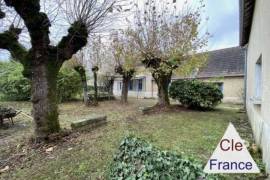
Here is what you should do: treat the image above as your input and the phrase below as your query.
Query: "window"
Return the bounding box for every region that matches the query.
[255,56,262,100]
[138,79,143,91]
[129,80,134,91]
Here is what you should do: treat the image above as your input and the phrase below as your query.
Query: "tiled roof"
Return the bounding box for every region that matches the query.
[196,46,245,78]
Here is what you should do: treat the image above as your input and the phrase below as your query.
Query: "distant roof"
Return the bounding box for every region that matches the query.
[196,47,245,78]
[239,0,255,46]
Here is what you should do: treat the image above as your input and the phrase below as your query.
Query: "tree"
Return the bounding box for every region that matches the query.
[0,0,116,140]
[127,0,209,107]
[76,35,105,106]
[98,47,116,98]
[111,31,138,104]
[88,36,104,106]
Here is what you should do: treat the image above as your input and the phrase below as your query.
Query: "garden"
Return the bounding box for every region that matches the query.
[0,99,265,179]
[0,0,267,179]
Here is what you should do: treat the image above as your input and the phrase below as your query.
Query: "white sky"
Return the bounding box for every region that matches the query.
[0,0,239,61]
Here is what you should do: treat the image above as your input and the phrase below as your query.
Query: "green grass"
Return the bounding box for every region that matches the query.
[0,99,266,179]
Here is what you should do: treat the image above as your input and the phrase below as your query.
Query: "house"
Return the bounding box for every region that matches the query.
[113,47,245,103]
[240,0,270,172]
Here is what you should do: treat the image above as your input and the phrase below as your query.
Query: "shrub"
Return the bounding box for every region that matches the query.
[57,68,82,102]
[0,61,31,101]
[169,80,223,109]
[0,61,82,102]
[108,136,218,180]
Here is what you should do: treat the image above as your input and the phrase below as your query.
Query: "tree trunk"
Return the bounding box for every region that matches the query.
[153,73,172,107]
[93,70,98,106]
[121,76,130,104]
[109,79,114,96]
[31,62,60,140]
[0,117,3,127]
[74,66,89,106]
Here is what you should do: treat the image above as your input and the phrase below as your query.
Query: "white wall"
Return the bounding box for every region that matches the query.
[113,76,244,104]
[113,75,157,99]
[199,77,244,104]
[245,0,270,172]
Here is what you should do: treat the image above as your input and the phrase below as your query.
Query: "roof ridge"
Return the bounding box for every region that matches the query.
[207,46,243,53]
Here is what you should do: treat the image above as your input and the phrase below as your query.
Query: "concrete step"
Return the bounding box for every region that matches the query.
[71,115,107,130]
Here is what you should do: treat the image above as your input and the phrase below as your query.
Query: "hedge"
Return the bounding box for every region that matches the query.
[169,80,223,110]
[57,68,82,102]
[0,61,31,101]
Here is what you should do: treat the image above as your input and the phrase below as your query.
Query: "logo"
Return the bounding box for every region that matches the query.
[204,123,260,174]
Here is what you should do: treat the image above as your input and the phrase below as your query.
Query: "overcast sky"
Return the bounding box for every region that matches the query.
[206,0,239,50]
[0,0,239,61]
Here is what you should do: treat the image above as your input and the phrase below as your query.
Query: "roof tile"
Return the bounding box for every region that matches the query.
[197,46,245,78]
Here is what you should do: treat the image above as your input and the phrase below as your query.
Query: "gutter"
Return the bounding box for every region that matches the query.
[171,74,245,80]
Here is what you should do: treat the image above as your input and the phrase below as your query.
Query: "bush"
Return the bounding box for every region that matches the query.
[108,136,218,180]
[0,61,31,101]
[169,80,223,109]
[57,68,82,102]
[0,61,82,102]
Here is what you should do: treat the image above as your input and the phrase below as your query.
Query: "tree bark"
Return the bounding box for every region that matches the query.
[108,79,114,96]
[74,66,89,106]
[121,75,130,104]
[93,70,98,106]
[115,66,134,104]
[31,62,60,140]
[153,73,172,107]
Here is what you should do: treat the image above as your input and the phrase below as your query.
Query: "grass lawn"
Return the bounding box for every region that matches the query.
[0,99,266,179]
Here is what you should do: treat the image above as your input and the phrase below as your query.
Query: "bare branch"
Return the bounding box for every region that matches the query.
[127,0,209,73]
[61,0,129,34]
[110,30,139,75]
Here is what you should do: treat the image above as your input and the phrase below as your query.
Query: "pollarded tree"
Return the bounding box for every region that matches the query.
[127,0,209,107]
[88,35,105,106]
[0,0,117,140]
[111,31,138,104]
[98,46,116,97]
